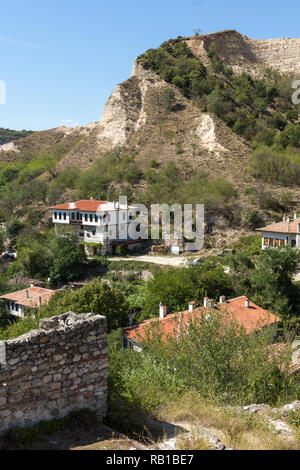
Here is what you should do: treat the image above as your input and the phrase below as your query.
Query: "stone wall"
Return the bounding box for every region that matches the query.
[0,311,107,434]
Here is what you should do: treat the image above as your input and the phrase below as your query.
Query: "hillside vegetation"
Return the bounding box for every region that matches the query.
[0,128,33,145]
[0,32,300,231]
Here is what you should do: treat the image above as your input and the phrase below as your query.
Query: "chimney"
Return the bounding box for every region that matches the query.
[159,303,167,319]
[189,301,195,312]
[219,295,226,304]
[283,213,286,222]
[203,297,209,308]
[38,296,42,307]
[26,289,29,299]
[30,282,34,288]
[294,213,297,220]
[129,312,133,327]
[245,298,250,308]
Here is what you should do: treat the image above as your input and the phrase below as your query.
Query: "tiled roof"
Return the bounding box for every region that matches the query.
[256,217,300,234]
[219,297,281,334]
[123,296,281,344]
[0,287,56,308]
[50,200,108,212]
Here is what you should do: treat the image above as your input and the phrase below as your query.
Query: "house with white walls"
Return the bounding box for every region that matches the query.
[0,287,56,318]
[122,296,281,350]
[256,214,300,250]
[50,199,141,256]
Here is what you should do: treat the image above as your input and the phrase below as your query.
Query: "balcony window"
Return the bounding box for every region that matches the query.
[90,214,93,222]
[54,212,57,219]
[95,215,98,223]
[80,213,83,221]
[76,212,80,220]
[63,213,66,220]
[59,212,62,220]
[85,214,88,222]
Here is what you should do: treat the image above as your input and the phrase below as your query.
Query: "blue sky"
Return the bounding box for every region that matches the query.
[0,0,299,131]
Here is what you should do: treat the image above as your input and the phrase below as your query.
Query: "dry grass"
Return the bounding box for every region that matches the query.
[176,428,210,450]
[157,392,300,450]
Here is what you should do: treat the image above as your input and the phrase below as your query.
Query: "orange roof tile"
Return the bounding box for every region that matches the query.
[0,287,56,308]
[256,217,300,234]
[123,296,281,344]
[50,200,108,212]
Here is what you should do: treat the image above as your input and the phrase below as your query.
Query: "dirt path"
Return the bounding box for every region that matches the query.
[108,255,188,267]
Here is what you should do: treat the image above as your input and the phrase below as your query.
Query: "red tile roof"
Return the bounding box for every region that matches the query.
[256,217,300,234]
[0,287,56,308]
[123,296,281,344]
[50,200,108,212]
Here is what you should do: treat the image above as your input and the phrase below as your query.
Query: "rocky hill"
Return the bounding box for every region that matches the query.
[1,30,300,224]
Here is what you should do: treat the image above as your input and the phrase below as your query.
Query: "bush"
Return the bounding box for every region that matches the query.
[107,311,298,437]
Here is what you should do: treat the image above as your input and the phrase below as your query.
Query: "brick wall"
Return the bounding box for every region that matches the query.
[0,311,107,434]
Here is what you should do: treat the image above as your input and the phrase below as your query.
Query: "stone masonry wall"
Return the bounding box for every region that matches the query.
[0,311,107,434]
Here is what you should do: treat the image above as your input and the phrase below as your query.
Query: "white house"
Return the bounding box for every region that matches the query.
[256,214,300,250]
[50,199,141,255]
[0,287,56,318]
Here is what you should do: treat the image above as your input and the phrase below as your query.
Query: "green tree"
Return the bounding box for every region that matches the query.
[251,247,300,317]
[44,279,130,332]
[162,88,176,115]
[49,227,87,284]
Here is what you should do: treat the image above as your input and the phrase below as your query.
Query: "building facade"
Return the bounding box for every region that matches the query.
[50,199,139,255]
[257,215,300,250]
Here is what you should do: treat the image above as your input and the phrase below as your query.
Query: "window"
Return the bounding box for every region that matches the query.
[291,240,296,247]
[85,214,88,222]
[90,214,93,222]
[95,215,98,223]
[76,212,80,220]
[80,213,83,221]
[71,212,75,220]
[59,212,62,220]
[123,338,133,349]
[54,212,57,219]
[264,237,286,248]
[63,213,66,220]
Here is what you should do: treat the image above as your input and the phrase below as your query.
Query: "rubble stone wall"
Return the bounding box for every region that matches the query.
[0,311,107,433]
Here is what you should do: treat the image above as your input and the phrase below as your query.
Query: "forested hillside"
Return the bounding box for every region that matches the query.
[0,128,33,145]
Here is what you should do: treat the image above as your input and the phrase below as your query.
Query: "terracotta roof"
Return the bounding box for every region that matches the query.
[50,200,108,212]
[123,296,281,344]
[0,287,56,308]
[256,217,300,234]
